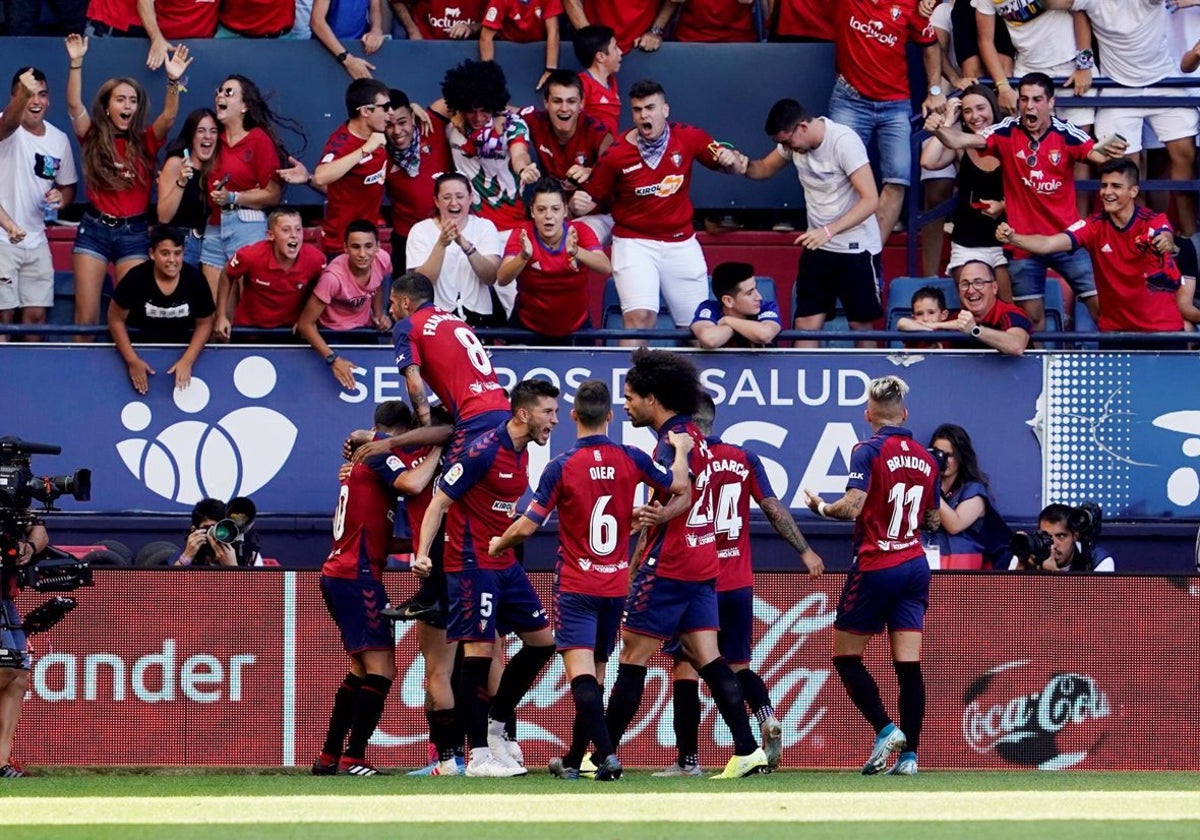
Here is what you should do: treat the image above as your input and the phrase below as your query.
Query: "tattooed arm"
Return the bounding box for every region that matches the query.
[761,496,824,577]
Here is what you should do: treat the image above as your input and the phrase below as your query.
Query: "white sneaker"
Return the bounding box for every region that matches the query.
[506,739,524,767]
[486,719,522,769]
[761,716,783,769]
[466,748,527,778]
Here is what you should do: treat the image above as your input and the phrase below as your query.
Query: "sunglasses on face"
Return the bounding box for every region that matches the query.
[216,86,237,97]
[360,103,395,114]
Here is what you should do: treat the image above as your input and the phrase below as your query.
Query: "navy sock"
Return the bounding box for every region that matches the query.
[490,644,555,723]
[672,678,700,767]
[563,703,590,769]
[698,658,757,756]
[893,660,925,751]
[604,663,648,752]
[344,673,392,760]
[736,668,774,722]
[833,655,891,734]
[457,656,492,749]
[321,672,363,757]
[429,708,458,761]
[570,674,613,764]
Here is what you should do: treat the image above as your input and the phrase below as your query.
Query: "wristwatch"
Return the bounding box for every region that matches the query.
[970,325,983,338]
[928,85,943,97]
[325,351,339,365]
[335,50,349,64]
[650,24,665,37]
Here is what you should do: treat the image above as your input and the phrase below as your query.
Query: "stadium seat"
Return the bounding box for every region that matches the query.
[600,277,680,347]
[1074,296,1099,350]
[1042,276,1066,349]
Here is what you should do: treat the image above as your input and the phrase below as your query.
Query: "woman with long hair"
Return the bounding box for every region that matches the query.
[65,33,191,329]
[199,74,305,298]
[927,423,1007,570]
[158,107,218,273]
[921,84,1011,300]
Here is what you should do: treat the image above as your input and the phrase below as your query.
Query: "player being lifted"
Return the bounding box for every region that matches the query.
[489,378,693,781]
[804,375,939,776]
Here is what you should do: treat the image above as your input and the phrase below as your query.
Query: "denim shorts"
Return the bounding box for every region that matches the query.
[828,77,914,186]
[200,210,267,269]
[72,212,150,264]
[182,228,204,268]
[1009,249,1097,301]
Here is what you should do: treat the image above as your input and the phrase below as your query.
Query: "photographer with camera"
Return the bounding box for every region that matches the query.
[1010,503,1115,573]
[1,518,46,778]
[172,497,261,567]
[926,424,1012,570]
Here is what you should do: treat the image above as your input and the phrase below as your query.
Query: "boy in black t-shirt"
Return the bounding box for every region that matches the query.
[109,226,215,394]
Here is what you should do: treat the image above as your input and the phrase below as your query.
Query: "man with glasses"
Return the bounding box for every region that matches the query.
[945,260,1030,356]
[313,79,392,259]
[929,71,1126,334]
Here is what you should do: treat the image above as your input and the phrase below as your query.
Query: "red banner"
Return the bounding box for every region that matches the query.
[16,571,1200,770]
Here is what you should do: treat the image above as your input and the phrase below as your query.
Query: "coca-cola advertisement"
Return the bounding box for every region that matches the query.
[16,571,1200,770]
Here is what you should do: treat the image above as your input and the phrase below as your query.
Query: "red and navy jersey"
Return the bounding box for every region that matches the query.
[525,433,675,597]
[835,0,935,102]
[440,423,528,572]
[505,219,601,336]
[579,71,620,140]
[393,444,438,540]
[707,438,776,592]
[981,117,1093,257]
[976,298,1032,339]
[226,239,326,328]
[321,450,405,581]
[385,110,453,237]
[587,123,721,241]
[640,415,718,582]
[1066,208,1184,332]
[522,108,610,188]
[674,0,756,43]
[209,127,281,225]
[846,426,938,572]
[319,124,388,254]
[392,302,510,422]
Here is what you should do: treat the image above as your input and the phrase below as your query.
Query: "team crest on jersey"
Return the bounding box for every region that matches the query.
[901,440,909,451]
[890,5,901,20]
[386,455,403,471]
[670,152,682,166]
[593,449,602,462]
[578,558,592,571]
[1049,150,1062,166]
[443,463,464,485]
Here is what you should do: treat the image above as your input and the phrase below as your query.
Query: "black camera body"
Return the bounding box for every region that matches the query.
[0,437,91,511]
[1010,502,1104,570]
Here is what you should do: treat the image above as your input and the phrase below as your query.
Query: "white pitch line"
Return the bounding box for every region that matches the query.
[4,792,1199,824]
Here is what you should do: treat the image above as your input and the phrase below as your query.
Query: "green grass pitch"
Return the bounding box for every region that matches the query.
[1,770,1197,840]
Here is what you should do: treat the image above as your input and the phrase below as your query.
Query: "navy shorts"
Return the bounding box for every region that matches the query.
[554,590,624,658]
[835,555,931,636]
[624,566,719,641]
[320,574,394,654]
[447,565,549,643]
[446,409,511,464]
[0,598,29,670]
[663,585,753,664]
[72,212,150,264]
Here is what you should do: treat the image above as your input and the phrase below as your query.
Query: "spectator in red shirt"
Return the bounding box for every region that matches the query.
[383,87,453,276]
[312,78,391,258]
[829,0,945,246]
[392,0,484,38]
[521,70,613,243]
[935,260,1031,355]
[586,79,746,342]
[138,0,219,71]
[770,0,834,41]
[199,74,300,303]
[65,33,191,330]
[480,0,563,91]
[563,0,674,54]
[497,178,611,342]
[84,0,139,37]
[214,208,327,340]
[218,0,296,37]
[997,158,1187,343]
[671,0,758,43]
[573,24,622,140]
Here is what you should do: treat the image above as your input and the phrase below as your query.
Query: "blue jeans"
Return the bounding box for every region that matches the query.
[1009,248,1097,300]
[200,210,267,269]
[72,212,149,264]
[182,228,203,269]
[827,77,913,186]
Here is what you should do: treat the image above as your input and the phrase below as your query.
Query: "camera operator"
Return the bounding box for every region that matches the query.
[1010,503,1115,573]
[174,498,235,567]
[1,519,47,778]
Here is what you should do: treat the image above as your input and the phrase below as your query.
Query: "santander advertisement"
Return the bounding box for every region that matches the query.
[17,571,1200,770]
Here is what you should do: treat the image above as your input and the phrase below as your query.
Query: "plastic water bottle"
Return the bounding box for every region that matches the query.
[43,200,58,224]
